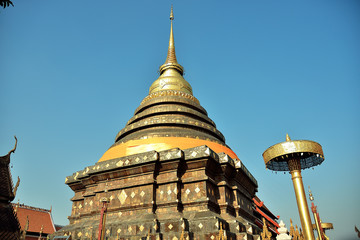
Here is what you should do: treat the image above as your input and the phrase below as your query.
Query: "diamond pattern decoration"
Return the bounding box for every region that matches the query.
[195,187,200,193]
[118,212,122,216]
[77,232,82,237]
[106,229,110,235]
[166,152,172,159]
[215,221,219,228]
[116,160,124,167]
[153,224,158,230]
[90,200,93,206]
[198,223,203,229]
[173,187,178,194]
[117,228,121,234]
[205,148,210,155]
[160,190,164,195]
[140,191,145,197]
[131,192,136,198]
[128,226,132,232]
[185,189,190,195]
[210,235,215,240]
[168,224,173,230]
[125,159,130,165]
[118,190,127,205]
[236,225,240,231]
[143,155,147,160]
[191,151,197,157]
[140,225,144,232]
[135,157,140,162]
[167,189,172,195]
[78,204,82,209]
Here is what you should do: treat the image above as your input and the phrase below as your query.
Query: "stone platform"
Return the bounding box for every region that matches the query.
[54,145,261,240]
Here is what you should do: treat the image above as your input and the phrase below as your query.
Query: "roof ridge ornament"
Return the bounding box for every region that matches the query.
[8,136,17,156]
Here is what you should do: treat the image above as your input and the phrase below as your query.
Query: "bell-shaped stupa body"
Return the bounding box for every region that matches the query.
[99,7,237,163]
[54,8,261,240]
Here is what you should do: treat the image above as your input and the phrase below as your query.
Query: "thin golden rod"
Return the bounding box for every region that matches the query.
[289,158,315,240]
[309,187,323,240]
[312,211,323,240]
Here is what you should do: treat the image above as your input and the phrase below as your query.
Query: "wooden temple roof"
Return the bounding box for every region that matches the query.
[14,204,56,235]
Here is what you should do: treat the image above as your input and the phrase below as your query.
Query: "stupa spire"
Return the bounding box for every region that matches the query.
[159,6,184,75]
[165,6,177,64]
[149,6,192,95]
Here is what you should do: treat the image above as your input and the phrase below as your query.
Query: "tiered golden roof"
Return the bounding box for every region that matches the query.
[99,7,238,162]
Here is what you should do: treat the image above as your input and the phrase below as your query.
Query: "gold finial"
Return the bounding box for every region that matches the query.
[170,5,174,20]
[163,5,180,68]
[261,217,272,240]
[286,133,291,142]
[294,225,300,240]
[289,219,295,237]
[308,186,314,201]
[218,223,227,240]
[299,228,305,240]
[149,6,193,95]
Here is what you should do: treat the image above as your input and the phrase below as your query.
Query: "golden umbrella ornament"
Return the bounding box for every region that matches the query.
[263,134,325,240]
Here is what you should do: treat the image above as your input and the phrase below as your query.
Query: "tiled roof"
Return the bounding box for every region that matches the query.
[14,204,56,234]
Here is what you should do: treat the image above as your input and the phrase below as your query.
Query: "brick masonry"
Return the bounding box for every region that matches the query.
[53,145,261,240]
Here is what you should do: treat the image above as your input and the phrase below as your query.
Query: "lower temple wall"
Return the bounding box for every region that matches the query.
[53,146,260,240]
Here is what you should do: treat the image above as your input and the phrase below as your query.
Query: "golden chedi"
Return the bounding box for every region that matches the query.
[54,7,263,240]
[99,7,237,163]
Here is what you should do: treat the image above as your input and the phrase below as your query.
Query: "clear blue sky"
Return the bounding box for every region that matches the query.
[1,1,359,239]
